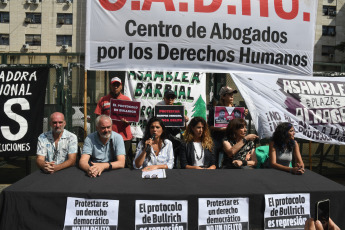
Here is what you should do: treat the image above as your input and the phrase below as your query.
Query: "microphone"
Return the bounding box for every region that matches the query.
[145,134,155,154]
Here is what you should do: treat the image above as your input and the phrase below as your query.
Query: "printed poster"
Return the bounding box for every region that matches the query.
[64,197,119,230]
[110,99,141,122]
[264,193,310,230]
[155,105,185,127]
[198,198,249,230]
[214,106,245,128]
[135,200,188,230]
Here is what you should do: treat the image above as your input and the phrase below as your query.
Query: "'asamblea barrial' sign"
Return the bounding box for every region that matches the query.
[86,0,317,75]
[231,73,345,145]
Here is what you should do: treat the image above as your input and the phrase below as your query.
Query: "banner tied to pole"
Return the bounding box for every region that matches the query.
[0,67,48,156]
[86,0,317,76]
[124,71,206,138]
[231,73,345,145]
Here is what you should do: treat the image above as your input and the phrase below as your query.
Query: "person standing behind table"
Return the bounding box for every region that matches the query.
[156,89,189,168]
[36,112,78,174]
[134,117,174,171]
[180,117,216,169]
[79,115,126,177]
[208,86,248,167]
[222,118,258,169]
[269,122,305,175]
[94,76,133,168]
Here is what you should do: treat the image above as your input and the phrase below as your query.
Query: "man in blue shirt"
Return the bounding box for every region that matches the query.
[79,115,126,177]
[36,112,78,174]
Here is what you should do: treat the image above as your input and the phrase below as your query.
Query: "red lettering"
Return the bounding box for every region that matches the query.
[274,0,298,20]
[260,0,269,17]
[195,0,221,13]
[242,0,251,16]
[142,0,176,11]
[99,0,126,11]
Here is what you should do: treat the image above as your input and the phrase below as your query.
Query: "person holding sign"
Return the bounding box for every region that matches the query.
[94,76,133,168]
[79,115,125,177]
[180,117,216,169]
[36,112,78,174]
[269,122,305,175]
[208,86,248,167]
[134,117,174,171]
[222,118,258,169]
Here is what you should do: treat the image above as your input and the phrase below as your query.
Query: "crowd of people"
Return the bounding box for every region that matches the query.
[36,76,305,177]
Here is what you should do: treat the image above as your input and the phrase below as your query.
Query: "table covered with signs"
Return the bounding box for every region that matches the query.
[0,167,345,229]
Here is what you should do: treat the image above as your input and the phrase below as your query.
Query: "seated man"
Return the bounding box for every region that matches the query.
[79,115,125,177]
[36,112,78,174]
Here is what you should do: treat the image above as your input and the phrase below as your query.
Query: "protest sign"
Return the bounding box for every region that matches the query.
[110,99,141,122]
[231,73,345,145]
[214,106,245,128]
[264,193,310,230]
[198,198,249,230]
[155,105,185,127]
[0,67,48,157]
[124,71,206,138]
[64,197,119,230]
[86,0,317,76]
[135,200,188,230]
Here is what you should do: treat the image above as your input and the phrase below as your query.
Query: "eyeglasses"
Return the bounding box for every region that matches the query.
[144,174,158,179]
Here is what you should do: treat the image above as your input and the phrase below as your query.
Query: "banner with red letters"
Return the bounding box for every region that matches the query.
[86,0,317,75]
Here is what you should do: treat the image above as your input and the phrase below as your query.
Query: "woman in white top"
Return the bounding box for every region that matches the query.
[269,122,305,174]
[134,117,174,171]
[180,117,216,169]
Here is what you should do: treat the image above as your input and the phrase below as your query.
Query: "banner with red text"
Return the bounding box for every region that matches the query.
[86,0,317,75]
[231,73,345,145]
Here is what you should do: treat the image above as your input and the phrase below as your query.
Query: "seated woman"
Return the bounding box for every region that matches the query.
[180,117,216,169]
[269,122,304,174]
[222,118,258,169]
[134,117,174,171]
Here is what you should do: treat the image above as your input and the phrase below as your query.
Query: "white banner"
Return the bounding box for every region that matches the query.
[264,193,310,230]
[231,73,345,145]
[63,197,119,230]
[86,0,317,75]
[124,71,206,138]
[198,198,249,230]
[135,200,188,230]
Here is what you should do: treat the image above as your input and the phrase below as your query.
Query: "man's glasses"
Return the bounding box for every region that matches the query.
[144,174,158,179]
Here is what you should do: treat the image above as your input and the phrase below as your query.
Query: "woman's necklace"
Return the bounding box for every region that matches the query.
[194,143,204,161]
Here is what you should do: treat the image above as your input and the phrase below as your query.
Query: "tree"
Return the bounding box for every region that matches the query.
[191,95,206,120]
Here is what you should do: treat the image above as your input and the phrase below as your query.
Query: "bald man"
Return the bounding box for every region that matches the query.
[36,112,78,174]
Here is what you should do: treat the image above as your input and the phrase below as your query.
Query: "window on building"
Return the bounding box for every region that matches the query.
[321,45,335,56]
[322,26,336,36]
[57,35,72,46]
[0,34,9,45]
[57,13,73,25]
[0,12,10,23]
[57,0,73,3]
[322,6,337,16]
[25,13,41,24]
[25,34,41,46]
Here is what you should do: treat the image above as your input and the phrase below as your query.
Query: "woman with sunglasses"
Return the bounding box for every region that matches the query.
[180,117,216,169]
[269,122,304,174]
[222,118,258,169]
[134,117,174,171]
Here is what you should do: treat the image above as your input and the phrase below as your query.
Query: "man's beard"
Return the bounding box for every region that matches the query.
[111,91,120,98]
[100,132,111,139]
[52,128,63,134]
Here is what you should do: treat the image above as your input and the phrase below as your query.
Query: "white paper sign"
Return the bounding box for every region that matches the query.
[63,197,119,230]
[86,0,318,75]
[264,193,310,230]
[135,200,188,230]
[198,198,249,230]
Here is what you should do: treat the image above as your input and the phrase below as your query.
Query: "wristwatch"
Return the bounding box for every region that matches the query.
[108,162,112,170]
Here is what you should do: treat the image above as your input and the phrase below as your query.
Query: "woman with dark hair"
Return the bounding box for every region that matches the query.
[269,122,304,174]
[222,118,258,169]
[134,117,174,171]
[180,117,216,169]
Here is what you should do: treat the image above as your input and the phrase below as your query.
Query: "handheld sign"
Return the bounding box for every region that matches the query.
[155,105,185,127]
[110,99,140,122]
[214,106,245,128]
